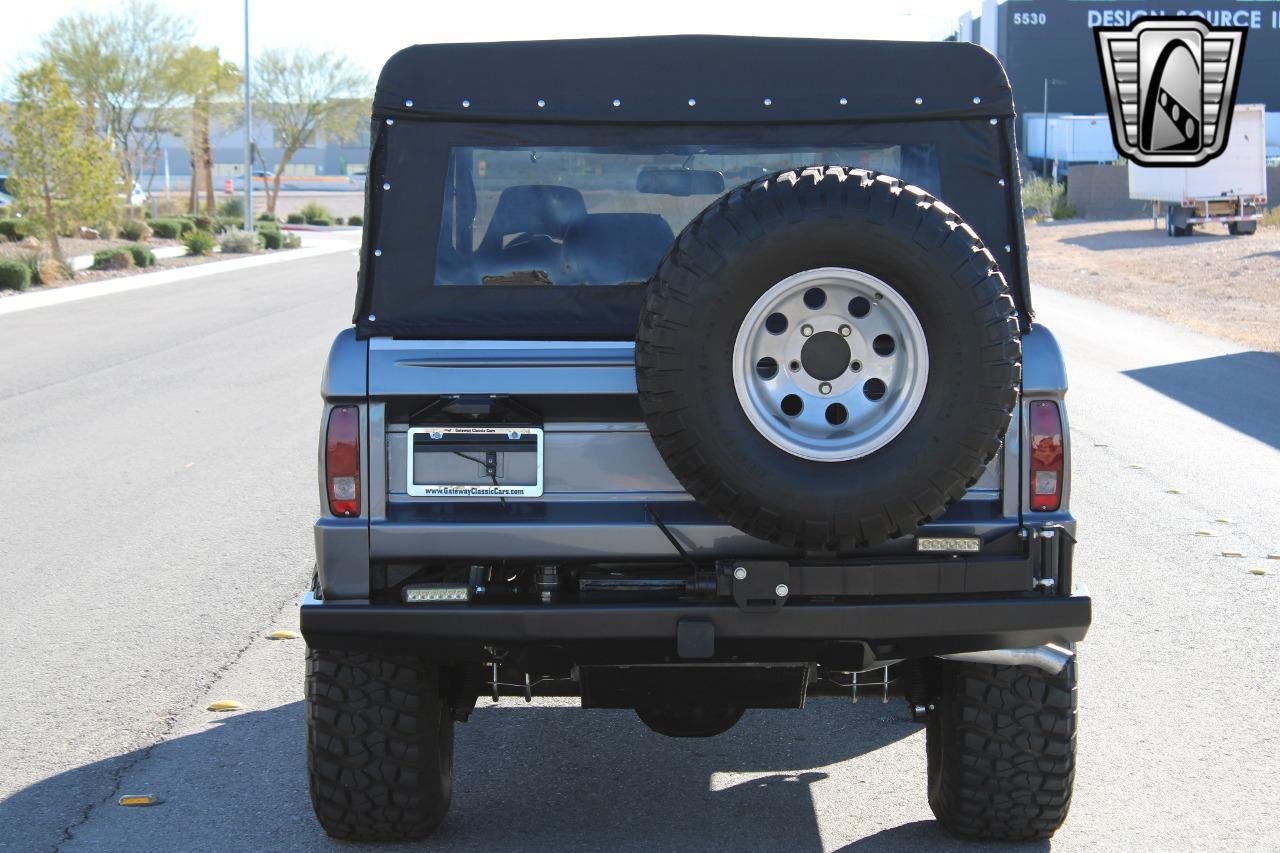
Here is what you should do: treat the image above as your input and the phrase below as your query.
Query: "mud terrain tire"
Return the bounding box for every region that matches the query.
[306,648,454,841]
[926,657,1077,840]
[635,167,1020,551]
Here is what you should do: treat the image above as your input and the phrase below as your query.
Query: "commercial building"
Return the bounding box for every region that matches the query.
[956,0,1280,167]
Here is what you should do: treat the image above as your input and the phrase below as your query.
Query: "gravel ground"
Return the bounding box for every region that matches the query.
[1025,217,1280,353]
[0,236,182,260]
[0,250,244,298]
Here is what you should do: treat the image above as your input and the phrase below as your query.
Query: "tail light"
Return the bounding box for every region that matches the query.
[1028,400,1064,512]
[326,406,360,517]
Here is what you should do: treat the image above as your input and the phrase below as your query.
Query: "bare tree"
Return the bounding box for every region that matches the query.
[42,0,195,191]
[252,48,369,214]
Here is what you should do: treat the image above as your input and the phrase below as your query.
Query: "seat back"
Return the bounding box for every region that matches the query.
[562,213,676,284]
[477,185,588,256]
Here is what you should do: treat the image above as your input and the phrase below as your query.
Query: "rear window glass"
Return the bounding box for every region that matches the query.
[433,144,939,287]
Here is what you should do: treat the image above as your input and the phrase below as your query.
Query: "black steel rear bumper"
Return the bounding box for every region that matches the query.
[300,590,1091,666]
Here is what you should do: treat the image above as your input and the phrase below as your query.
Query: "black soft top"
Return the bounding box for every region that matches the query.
[374,35,1015,125]
[355,36,1032,340]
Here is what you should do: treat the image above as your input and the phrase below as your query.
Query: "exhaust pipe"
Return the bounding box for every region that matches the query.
[940,643,1073,675]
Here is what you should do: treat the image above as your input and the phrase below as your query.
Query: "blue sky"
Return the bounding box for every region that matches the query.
[7,0,982,84]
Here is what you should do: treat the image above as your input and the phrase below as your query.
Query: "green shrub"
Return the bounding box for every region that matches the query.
[260,228,283,250]
[347,215,363,227]
[0,258,32,290]
[127,244,156,267]
[191,215,215,233]
[298,201,333,224]
[1021,177,1076,221]
[91,248,135,271]
[118,219,152,241]
[285,212,305,225]
[148,218,188,239]
[333,216,345,226]
[183,229,215,256]
[96,221,119,240]
[219,228,261,254]
[257,212,276,223]
[309,217,331,227]
[0,218,40,241]
[281,232,302,249]
[216,198,245,219]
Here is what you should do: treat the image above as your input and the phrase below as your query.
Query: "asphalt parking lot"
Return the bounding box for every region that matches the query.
[1,245,1277,852]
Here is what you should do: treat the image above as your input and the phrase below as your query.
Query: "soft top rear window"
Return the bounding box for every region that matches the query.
[434,143,940,288]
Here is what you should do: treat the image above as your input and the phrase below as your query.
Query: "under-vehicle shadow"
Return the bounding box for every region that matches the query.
[833,819,1049,852]
[1059,228,1229,252]
[4,697,934,852]
[1123,351,1280,449]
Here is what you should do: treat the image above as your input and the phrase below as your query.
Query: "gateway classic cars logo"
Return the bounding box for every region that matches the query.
[1094,16,1247,167]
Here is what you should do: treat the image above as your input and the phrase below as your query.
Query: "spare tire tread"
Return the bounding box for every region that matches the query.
[637,166,1019,550]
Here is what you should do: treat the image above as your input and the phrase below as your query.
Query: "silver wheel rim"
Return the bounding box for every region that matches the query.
[731,267,929,462]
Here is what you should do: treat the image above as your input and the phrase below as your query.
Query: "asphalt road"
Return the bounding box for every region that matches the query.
[0,252,1277,852]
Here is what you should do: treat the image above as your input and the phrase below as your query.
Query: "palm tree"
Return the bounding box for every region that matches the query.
[180,47,241,215]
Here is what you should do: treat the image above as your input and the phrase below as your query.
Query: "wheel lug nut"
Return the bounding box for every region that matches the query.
[850,360,862,372]
[839,325,851,337]
[800,324,814,337]
[819,382,832,395]
[789,360,801,372]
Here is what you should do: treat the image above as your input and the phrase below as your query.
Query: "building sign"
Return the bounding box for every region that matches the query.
[993,0,1279,115]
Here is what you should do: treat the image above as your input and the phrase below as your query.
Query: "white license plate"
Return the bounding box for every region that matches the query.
[406,426,543,497]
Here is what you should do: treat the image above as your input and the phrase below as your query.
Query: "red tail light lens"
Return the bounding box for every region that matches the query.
[326,406,360,517]
[1028,400,1064,512]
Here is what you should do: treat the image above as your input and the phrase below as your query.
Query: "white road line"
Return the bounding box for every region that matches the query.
[0,238,360,318]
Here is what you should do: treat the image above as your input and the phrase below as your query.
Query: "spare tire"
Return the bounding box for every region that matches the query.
[636,167,1020,551]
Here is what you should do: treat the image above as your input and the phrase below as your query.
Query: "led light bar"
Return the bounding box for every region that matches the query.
[915,537,981,553]
[403,584,471,604]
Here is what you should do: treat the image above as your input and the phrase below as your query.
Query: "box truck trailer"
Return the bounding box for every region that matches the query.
[1024,115,1119,175]
[1129,104,1267,237]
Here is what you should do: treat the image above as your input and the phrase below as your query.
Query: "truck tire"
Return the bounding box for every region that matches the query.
[306,648,454,841]
[1228,220,1256,236]
[636,167,1020,550]
[1166,205,1193,237]
[926,657,1077,841]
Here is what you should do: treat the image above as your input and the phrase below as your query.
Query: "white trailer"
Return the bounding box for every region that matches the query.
[1128,104,1267,237]
[1024,115,1118,167]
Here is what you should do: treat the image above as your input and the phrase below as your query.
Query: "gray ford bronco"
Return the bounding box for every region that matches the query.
[301,35,1090,843]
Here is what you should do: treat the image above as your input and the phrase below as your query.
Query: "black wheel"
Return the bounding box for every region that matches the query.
[636,704,746,737]
[636,167,1020,551]
[306,648,454,841]
[1228,220,1256,236]
[926,657,1077,841]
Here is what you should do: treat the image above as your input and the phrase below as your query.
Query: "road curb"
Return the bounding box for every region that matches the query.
[0,239,359,318]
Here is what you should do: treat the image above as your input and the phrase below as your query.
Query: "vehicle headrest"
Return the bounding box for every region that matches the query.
[478,185,588,253]
[563,213,676,285]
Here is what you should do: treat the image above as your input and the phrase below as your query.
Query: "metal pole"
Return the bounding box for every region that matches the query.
[243,0,253,231]
[1039,78,1049,180]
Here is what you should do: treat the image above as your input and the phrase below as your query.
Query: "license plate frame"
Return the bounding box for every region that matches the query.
[406,425,544,498]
